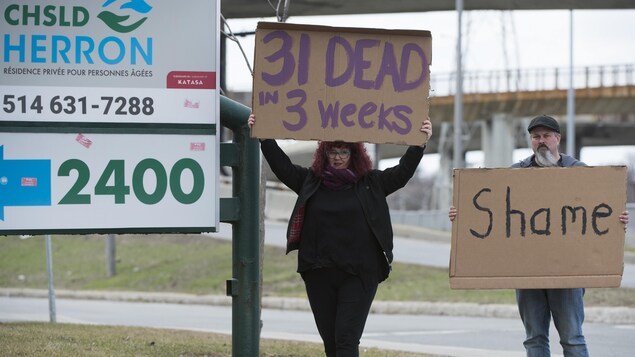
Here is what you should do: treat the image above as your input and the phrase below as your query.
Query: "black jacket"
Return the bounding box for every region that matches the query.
[260,139,425,280]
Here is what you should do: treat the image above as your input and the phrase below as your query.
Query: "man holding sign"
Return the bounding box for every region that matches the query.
[449,115,629,357]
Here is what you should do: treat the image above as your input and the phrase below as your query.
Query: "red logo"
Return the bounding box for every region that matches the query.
[22,177,37,186]
[190,142,206,151]
[167,71,216,89]
[76,133,93,148]
[184,99,200,108]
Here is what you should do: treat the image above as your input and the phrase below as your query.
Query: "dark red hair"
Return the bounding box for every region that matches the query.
[311,141,373,177]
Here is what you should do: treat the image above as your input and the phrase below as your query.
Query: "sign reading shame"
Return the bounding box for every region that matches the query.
[251,22,432,146]
[450,166,627,289]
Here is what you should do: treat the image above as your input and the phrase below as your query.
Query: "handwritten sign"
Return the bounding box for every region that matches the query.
[450,166,627,289]
[251,22,432,146]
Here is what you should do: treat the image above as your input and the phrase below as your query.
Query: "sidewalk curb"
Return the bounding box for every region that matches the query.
[2,288,634,325]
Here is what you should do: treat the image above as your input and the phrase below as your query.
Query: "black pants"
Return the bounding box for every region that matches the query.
[302,267,378,357]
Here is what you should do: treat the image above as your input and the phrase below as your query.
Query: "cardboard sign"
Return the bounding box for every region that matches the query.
[450,166,627,289]
[252,22,432,146]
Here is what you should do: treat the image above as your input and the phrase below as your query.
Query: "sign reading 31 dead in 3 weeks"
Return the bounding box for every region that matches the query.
[252,22,432,146]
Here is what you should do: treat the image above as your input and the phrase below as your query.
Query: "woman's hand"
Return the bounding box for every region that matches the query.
[248,113,256,129]
[420,117,433,142]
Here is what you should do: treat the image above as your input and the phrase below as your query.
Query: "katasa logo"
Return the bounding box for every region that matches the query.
[98,0,153,33]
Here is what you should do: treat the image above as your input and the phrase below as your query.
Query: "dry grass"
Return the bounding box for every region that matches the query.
[0,322,440,357]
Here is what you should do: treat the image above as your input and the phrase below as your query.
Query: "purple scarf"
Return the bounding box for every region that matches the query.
[322,165,358,190]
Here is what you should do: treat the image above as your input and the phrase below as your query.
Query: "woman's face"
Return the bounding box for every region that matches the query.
[326,146,351,169]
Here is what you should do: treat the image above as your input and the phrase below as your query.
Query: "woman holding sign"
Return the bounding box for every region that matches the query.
[249,113,432,357]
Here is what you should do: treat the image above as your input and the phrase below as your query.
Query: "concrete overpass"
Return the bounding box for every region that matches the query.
[219,2,635,233]
[225,65,635,217]
[220,1,635,209]
[226,63,635,171]
[220,1,635,168]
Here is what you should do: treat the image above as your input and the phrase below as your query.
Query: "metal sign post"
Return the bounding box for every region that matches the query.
[220,96,262,357]
[45,234,56,323]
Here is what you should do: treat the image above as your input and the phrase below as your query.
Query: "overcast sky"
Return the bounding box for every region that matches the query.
[224,9,635,90]
[223,9,635,170]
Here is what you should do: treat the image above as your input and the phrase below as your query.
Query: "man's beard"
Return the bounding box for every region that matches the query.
[535,145,558,167]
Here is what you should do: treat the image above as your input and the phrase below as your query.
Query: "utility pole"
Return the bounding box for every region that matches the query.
[106,234,116,277]
[566,9,576,156]
[453,0,465,170]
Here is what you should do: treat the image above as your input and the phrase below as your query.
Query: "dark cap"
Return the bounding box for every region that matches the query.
[527,115,560,133]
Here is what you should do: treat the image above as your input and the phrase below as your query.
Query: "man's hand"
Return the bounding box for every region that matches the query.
[449,206,457,222]
[620,210,629,232]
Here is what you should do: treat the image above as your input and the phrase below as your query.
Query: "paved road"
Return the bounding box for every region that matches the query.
[2,296,635,357]
[210,221,635,288]
[2,221,632,357]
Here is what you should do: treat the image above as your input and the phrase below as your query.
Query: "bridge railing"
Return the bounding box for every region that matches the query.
[430,64,634,96]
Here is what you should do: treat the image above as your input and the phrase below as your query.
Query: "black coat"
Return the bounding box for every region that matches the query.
[260,139,425,281]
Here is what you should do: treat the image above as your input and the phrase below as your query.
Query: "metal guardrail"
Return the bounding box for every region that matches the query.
[390,209,452,232]
[429,64,634,96]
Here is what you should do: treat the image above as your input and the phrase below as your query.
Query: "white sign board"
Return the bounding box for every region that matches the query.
[0,0,220,234]
[0,133,217,234]
[1,0,218,125]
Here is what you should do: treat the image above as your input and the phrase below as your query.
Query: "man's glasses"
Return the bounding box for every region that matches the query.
[326,149,351,159]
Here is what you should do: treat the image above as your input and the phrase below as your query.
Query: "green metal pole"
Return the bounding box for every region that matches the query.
[219,95,261,357]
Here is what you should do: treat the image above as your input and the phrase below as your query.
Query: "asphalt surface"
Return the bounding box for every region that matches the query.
[2,220,634,357]
[2,220,634,325]
[2,292,635,357]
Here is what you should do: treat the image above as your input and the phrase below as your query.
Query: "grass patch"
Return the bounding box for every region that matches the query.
[0,322,437,357]
[1,234,634,307]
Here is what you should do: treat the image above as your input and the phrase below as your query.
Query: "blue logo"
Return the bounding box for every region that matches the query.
[98,0,153,33]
